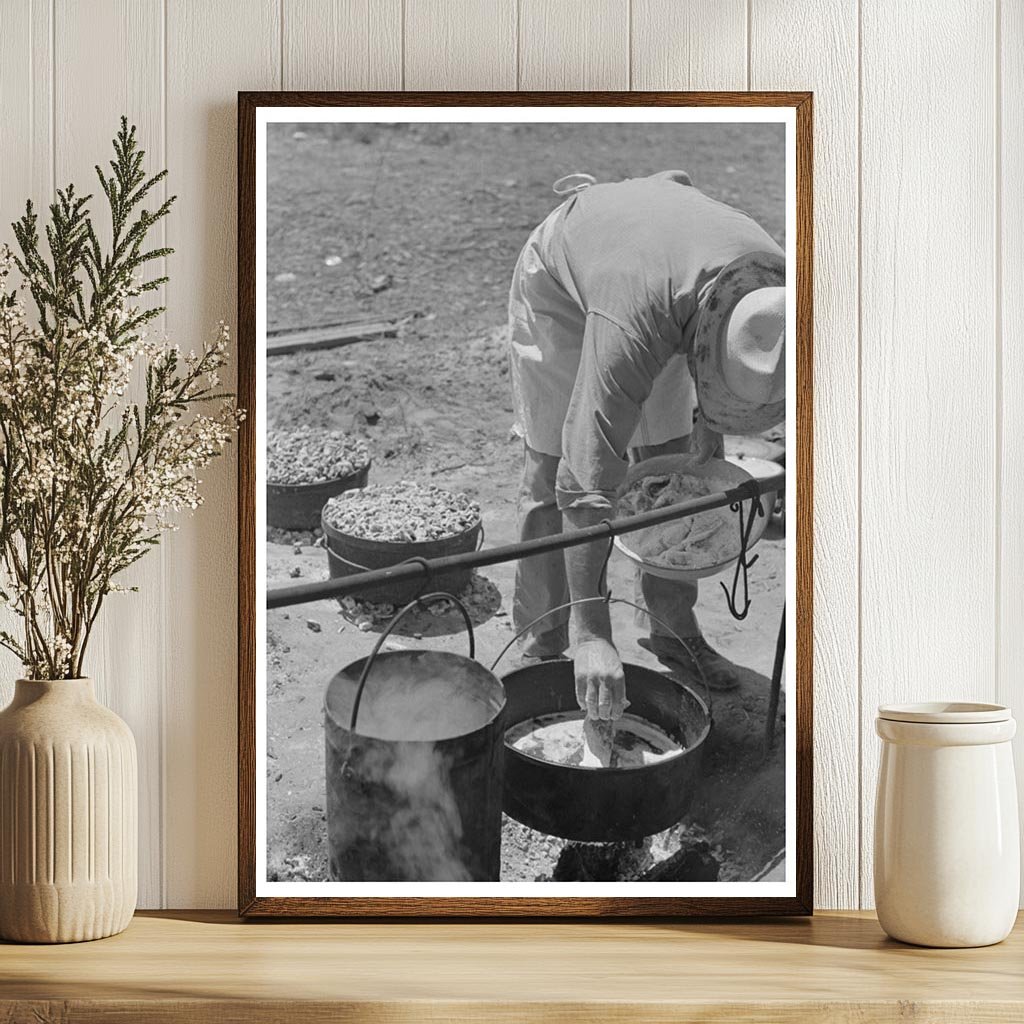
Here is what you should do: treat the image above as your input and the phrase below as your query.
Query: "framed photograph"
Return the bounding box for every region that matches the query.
[238,91,812,916]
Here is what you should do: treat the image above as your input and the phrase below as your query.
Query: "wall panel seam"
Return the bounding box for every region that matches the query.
[159,0,169,909]
[28,0,34,190]
[745,0,752,90]
[994,0,1003,705]
[515,0,521,90]
[855,0,864,910]
[49,0,55,196]
[626,0,632,91]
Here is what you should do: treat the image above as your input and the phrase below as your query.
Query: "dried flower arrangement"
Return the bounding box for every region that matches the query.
[0,119,241,679]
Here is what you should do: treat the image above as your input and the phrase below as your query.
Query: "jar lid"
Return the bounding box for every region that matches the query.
[877,701,1011,724]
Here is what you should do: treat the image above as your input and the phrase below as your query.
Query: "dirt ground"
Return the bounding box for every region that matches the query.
[265,122,788,884]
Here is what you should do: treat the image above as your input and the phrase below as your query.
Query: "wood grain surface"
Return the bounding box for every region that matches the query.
[282,0,402,91]
[630,0,747,91]
[404,0,517,90]
[1,910,1022,1023]
[519,0,630,90]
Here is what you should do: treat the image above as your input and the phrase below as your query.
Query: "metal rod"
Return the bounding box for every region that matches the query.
[267,471,785,610]
[765,605,787,751]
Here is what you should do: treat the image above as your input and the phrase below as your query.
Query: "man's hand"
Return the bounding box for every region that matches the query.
[689,412,723,465]
[574,638,626,720]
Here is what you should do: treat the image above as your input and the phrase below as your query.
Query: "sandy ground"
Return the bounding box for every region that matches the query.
[264,122,788,884]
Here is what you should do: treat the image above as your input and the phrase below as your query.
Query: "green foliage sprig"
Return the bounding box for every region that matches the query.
[0,118,241,679]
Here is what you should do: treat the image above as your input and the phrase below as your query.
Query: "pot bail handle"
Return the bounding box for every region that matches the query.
[488,595,712,713]
[348,591,475,733]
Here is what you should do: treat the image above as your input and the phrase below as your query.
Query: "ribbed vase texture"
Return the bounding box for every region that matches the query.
[0,678,137,943]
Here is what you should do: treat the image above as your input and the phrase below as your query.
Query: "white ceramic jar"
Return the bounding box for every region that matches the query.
[874,702,1019,947]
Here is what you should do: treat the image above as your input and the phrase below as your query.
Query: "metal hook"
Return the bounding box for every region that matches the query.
[720,491,764,620]
[397,556,433,603]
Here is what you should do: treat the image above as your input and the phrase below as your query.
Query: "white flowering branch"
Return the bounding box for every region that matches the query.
[0,118,241,679]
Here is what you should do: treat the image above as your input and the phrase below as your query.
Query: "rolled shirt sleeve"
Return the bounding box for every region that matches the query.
[555,311,666,511]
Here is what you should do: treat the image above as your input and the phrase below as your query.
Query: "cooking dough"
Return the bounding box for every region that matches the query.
[506,711,683,769]
[618,472,737,568]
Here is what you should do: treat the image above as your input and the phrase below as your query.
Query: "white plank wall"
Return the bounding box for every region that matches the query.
[283,0,402,91]
[631,0,746,91]
[162,0,280,909]
[750,0,861,912]
[519,0,629,90]
[1002,0,1024,892]
[0,0,1019,910]
[859,0,999,909]
[54,0,168,910]
[0,2,51,689]
[404,0,517,90]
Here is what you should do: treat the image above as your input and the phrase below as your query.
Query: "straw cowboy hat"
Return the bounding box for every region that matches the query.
[691,251,786,435]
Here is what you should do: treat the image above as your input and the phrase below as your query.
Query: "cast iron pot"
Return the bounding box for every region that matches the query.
[323,516,483,605]
[267,460,370,531]
[500,659,711,843]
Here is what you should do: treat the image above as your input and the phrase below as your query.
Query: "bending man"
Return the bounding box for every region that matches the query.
[508,170,785,719]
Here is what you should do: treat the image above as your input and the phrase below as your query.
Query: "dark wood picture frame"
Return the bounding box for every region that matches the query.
[238,91,813,917]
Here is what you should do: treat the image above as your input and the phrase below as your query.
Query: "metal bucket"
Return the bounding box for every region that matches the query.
[267,461,370,530]
[323,517,482,604]
[324,592,506,881]
[495,596,712,843]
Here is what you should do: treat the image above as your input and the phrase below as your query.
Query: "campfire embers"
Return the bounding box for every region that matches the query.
[640,838,721,882]
[550,841,653,881]
[547,835,720,882]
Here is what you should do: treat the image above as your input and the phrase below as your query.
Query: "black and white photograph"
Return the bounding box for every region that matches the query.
[245,99,809,912]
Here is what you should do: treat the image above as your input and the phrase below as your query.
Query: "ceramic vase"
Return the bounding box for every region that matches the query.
[0,678,137,943]
[874,702,1019,947]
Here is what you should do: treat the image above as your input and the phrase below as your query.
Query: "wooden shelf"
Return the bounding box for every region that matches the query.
[2,910,1022,1022]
